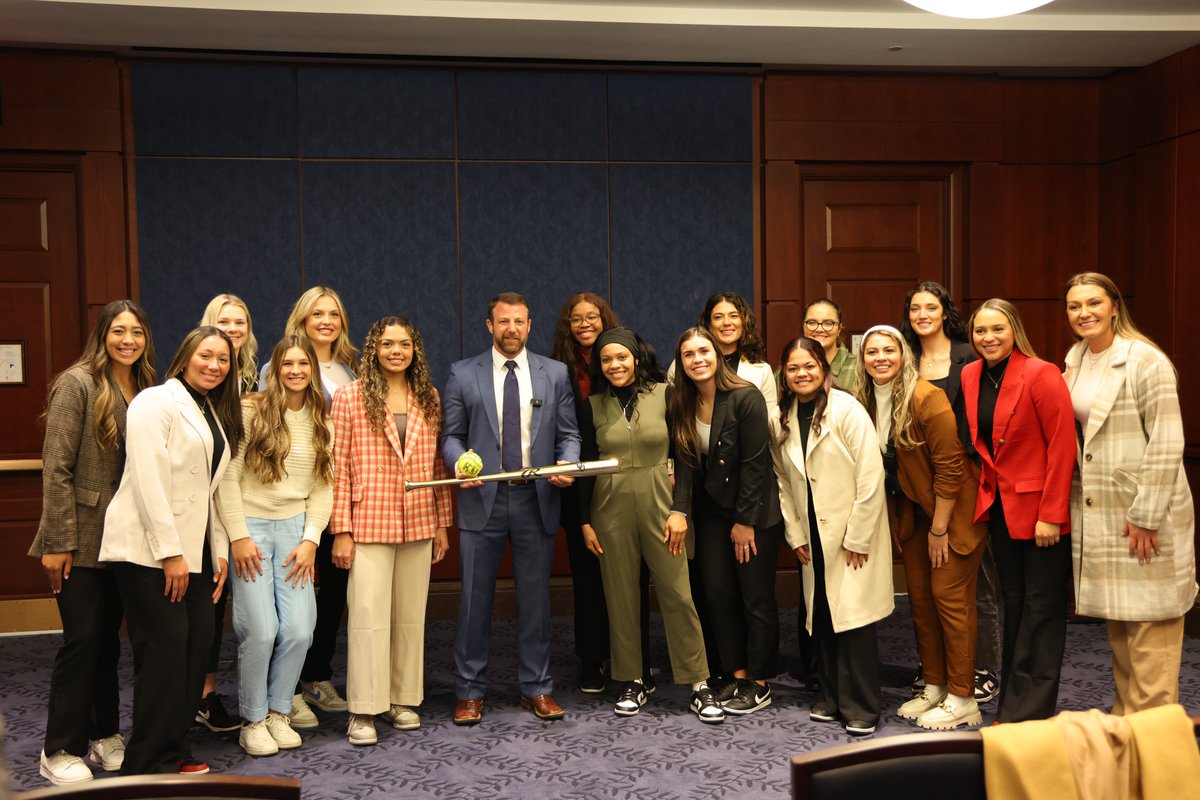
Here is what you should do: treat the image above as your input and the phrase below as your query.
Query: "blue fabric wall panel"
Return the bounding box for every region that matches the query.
[457,71,606,161]
[298,67,455,158]
[136,159,301,373]
[608,74,752,163]
[458,163,608,356]
[609,164,753,359]
[301,162,458,383]
[132,63,297,157]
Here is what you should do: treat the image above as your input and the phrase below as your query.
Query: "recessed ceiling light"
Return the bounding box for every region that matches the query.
[903,0,1055,19]
[888,45,904,52]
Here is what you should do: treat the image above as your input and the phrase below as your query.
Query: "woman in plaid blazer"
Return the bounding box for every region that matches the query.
[330,316,452,746]
[30,300,157,785]
[1063,273,1196,714]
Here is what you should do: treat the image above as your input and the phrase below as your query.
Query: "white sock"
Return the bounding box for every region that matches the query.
[944,692,972,711]
[923,683,946,697]
[692,681,707,692]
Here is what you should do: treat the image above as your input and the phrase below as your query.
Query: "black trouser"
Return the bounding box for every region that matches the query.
[43,565,124,756]
[300,530,347,683]
[692,508,782,681]
[206,582,230,674]
[111,561,213,775]
[988,499,1069,723]
[562,486,652,677]
[809,504,880,724]
[794,574,819,685]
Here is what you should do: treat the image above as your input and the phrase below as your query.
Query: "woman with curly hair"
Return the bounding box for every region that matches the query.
[218,336,334,756]
[331,316,453,745]
[31,300,156,784]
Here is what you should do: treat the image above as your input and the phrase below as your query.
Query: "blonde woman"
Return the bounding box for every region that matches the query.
[218,336,333,756]
[267,287,358,724]
[31,301,156,784]
[853,325,987,730]
[195,292,259,733]
[1063,273,1195,713]
[331,317,451,744]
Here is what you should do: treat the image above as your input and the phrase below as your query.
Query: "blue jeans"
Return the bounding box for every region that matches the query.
[231,514,317,722]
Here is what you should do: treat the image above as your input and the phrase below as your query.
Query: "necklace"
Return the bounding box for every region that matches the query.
[1085,346,1110,367]
[616,388,636,430]
[985,362,1007,391]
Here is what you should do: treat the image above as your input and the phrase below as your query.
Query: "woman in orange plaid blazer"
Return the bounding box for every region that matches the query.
[328,316,453,746]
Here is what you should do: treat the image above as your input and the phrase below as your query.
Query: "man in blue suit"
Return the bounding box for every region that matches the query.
[441,292,581,724]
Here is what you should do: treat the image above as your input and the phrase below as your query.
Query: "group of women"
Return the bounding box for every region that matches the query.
[30,271,1195,782]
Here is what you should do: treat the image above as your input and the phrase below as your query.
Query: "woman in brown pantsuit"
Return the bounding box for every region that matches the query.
[854,325,988,730]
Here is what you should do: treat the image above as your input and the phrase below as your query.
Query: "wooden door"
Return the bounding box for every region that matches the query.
[802,178,947,345]
[0,162,84,598]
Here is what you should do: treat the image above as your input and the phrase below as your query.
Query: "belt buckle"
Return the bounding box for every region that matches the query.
[506,479,529,487]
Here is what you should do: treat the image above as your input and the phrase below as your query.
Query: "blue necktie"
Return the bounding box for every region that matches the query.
[502,360,521,472]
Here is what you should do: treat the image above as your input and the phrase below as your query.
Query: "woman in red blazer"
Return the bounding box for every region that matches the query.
[329,316,453,746]
[961,299,1075,723]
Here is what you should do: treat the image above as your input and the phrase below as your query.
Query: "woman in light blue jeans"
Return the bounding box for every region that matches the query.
[217,336,334,756]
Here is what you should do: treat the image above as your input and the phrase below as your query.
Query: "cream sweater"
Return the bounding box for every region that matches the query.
[218,406,333,544]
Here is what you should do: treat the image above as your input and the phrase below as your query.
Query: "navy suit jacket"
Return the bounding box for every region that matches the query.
[441,348,581,534]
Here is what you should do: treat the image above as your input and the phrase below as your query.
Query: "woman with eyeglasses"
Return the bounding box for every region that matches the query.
[803,298,858,392]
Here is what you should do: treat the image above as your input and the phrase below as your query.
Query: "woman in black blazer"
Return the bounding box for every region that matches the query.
[667,327,783,715]
[900,281,1001,705]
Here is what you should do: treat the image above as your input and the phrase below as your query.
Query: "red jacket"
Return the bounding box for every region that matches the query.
[961,350,1075,539]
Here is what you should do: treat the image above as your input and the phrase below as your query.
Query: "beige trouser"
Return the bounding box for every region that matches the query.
[347,539,432,714]
[1107,616,1185,715]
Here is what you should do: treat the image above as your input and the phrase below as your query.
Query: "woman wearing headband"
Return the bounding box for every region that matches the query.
[854,325,987,730]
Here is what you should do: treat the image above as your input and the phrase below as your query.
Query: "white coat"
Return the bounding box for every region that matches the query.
[775,389,894,634]
[100,378,231,572]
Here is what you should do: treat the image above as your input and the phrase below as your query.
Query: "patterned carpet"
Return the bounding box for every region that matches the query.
[2,596,1198,799]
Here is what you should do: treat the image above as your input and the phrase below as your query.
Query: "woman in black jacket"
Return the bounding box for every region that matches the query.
[667,327,783,715]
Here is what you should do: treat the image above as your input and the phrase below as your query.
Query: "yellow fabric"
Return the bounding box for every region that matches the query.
[1126,704,1200,800]
[1055,709,1135,800]
[982,717,1078,799]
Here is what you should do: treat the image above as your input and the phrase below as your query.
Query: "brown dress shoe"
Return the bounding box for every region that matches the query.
[521,694,565,720]
[454,699,484,726]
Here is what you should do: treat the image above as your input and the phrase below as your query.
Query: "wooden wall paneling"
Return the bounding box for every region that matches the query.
[1179,45,1200,137]
[886,121,1001,162]
[1137,53,1179,147]
[1175,132,1200,445]
[0,52,121,152]
[998,165,1099,299]
[992,298,1076,369]
[763,300,803,366]
[763,74,887,121]
[881,76,1002,124]
[80,152,130,305]
[764,120,887,161]
[1097,156,1136,289]
[1099,69,1137,162]
[1003,79,1100,165]
[1134,140,1178,354]
[966,162,1005,299]
[764,162,802,300]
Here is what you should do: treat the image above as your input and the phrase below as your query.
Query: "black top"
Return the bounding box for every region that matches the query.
[977,355,1010,459]
[796,397,816,455]
[181,378,224,479]
[928,375,949,393]
[724,351,741,372]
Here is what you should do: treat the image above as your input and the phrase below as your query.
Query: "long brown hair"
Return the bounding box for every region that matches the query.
[668,326,752,466]
[699,291,767,363]
[550,292,620,385]
[46,300,158,451]
[358,316,442,435]
[165,326,244,457]
[243,336,334,485]
[778,337,834,442]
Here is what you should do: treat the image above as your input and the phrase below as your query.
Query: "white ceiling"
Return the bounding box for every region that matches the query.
[1,0,1199,71]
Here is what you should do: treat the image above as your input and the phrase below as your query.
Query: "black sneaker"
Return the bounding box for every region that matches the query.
[195,692,241,733]
[708,674,737,705]
[722,680,772,715]
[580,662,606,694]
[844,719,877,736]
[809,704,838,723]
[613,681,650,716]
[911,663,925,697]
[689,687,725,724]
[974,669,999,704]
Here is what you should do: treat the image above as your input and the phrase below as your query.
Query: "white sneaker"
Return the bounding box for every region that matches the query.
[265,711,302,750]
[917,696,982,730]
[289,693,319,729]
[347,713,377,746]
[40,749,94,785]
[898,687,948,720]
[87,734,125,772]
[382,705,421,731]
[239,720,280,757]
[302,680,349,712]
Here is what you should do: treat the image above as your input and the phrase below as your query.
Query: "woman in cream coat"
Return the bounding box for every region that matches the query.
[775,336,892,736]
[100,326,243,775]
[1063,273,1196,714]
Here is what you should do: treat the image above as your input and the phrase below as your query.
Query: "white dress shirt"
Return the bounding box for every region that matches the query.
[492,346,533,468]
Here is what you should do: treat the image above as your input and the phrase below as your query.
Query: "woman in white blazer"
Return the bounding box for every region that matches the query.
[100,326,243,775]
[1063,273,1196,714]
[774,336,893,736]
